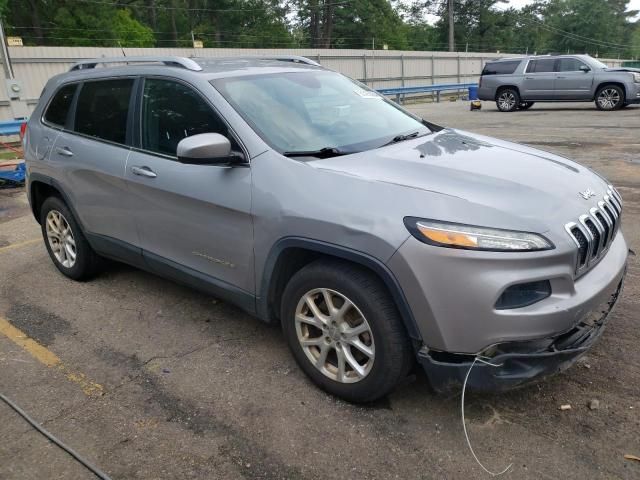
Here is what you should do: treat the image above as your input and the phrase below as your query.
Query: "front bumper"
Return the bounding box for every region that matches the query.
[419,276,624,392]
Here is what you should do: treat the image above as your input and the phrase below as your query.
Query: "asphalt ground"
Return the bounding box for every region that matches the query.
[1,101,639,480]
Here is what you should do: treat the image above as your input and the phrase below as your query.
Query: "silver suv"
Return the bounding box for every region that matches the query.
[23,56,627,402]
[478,54,640,111]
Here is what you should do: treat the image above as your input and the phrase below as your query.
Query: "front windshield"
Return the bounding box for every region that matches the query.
[590,58,609,69]
[212,71,430,154]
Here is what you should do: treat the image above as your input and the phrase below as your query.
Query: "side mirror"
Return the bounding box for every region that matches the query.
[176,133,244,165]
[579,65,591,72]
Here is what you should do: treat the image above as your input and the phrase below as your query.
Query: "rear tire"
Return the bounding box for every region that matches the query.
[595,85,625,111]
[496,88,520,112]
[40,196,103,281]
[519,101,534,110]
[281,260,413,403]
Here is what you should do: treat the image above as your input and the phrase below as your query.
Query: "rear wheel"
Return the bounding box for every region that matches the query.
[40,196,103,280]
[519,101,535,110]
[281,260,413,403]
[496,88,520,112]
[595,85,624,111]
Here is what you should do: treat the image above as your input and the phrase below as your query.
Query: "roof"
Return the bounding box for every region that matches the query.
[488,54,592,63]
[69,55,323,78]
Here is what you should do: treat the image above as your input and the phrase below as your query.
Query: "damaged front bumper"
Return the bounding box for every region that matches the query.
[418,277,624,393]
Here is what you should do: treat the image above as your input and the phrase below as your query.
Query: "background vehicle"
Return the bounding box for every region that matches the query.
[24,56,627,403]
[478,54,640,111]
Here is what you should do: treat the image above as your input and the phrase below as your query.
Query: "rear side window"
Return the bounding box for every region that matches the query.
[526,59,557,73]
[141,78,228,156]
[481,61,520,75]
[44,84,77,127]
[74,79,134,144]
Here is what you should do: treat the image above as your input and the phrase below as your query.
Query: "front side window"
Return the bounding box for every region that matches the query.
[141,79,228,156]
[212,71,429,154]
[74,79,134,144]
[44,84,77,127]
[558,58,588,72]
[526,59,557,73]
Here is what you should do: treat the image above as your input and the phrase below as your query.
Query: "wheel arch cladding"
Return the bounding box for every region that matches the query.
[29,174,86,233]
[495,85,520,98]
[258,237,423,343]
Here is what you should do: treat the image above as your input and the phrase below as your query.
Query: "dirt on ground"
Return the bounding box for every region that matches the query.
[0,102,639,480]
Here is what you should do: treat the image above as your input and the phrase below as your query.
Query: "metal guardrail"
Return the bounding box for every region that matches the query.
[377,82,478,104]
[0,119,24,136]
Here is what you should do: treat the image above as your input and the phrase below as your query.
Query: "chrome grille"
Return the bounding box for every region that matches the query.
[565,185,622,275]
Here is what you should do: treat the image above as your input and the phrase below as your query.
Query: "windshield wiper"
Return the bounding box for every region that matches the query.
[282,147,350,159]
[381,131,423,147]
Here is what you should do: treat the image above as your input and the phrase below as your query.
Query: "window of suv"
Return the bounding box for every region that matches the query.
[481,61,520,76]
[526,59,557,73]
[43,84,77,128]
[74,79,134,144]
[558,58,589,72]
[141,78,230,157]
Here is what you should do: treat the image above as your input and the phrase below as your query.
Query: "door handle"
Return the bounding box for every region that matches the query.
[55,146,73,157]
[525,76,535,80]
[557,76,566,79]
[131,166,157,178]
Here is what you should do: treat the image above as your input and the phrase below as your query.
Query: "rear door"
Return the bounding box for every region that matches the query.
[554,57,594,100]
[521,58,557,100]
[124,77,254,294]
[49,78,139,247]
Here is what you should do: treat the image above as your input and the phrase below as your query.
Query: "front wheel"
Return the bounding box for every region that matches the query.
[496,88,520,112]
[281,260,413,403]
[595,85,625,111]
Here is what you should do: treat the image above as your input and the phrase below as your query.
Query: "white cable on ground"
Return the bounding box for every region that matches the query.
[0,392,113,480]
[461,357,513,477]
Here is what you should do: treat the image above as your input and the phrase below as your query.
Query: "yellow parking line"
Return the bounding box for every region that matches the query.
[0,316,104,397]
[0,238,41,253]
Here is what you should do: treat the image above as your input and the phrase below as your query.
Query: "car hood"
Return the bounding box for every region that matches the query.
[604,67,640,73]
[307,129,610,228]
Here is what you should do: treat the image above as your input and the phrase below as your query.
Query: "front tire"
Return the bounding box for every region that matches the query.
[281,260,413,403]
[40,196,103,280]
[595,85,625,111]
[496,88,520,112]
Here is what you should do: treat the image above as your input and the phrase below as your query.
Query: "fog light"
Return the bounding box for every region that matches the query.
[495,280,551,310]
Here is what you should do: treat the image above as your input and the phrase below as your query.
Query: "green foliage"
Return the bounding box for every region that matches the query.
[1,0,639,57]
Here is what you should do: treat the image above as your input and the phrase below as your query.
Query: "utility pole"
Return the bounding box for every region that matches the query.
[448,0,455,52]
[0,19,14,79]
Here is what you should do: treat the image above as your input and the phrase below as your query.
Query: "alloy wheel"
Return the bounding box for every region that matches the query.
[498,91,516,111]
[294,288,375,383]
[598,88,621,110]
[46,210,77,268]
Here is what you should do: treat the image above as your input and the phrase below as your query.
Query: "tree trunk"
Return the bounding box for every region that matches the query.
[448,0,455,52]
[322,1,334,48]
[26,0,44,45]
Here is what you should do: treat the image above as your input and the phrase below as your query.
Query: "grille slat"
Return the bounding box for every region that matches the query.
[565,188,622,276]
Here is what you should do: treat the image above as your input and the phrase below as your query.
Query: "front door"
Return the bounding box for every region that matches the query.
[554,57,595,100]
[124,78,254,295]
[521,58,557,100]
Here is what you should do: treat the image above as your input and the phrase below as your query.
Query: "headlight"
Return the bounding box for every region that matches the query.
[404,218,554,252]
[633,72,640,83]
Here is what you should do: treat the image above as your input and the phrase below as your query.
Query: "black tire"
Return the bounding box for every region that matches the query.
[595,84,625,111]
[495,88,520,112]
[281,260,413,403]
[40,196,103,281]
[518,101,535,110]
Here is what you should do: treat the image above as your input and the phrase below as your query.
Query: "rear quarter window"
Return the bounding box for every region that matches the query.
[43,84,77,127]
[481,61,521,75]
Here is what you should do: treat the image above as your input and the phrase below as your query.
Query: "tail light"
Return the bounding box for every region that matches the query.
[19,122,27,141]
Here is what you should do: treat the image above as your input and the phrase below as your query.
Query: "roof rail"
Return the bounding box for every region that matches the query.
[69,56,202,72]
[225,55,320,66]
